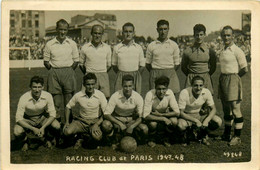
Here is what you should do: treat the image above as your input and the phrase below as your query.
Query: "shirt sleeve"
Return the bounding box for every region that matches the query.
[43,42,51,61]
[135,94,144,117]
[205,89,214,107]
[235,47,247,69]
[138,46,145,67]
[66,94,77,109]
[178,89,188,110]
[172,42,180,65]
[208,48,217,75]
[46,93,56,118]
[181,50,189,76]
[111,45,118,66]
[99,92,108,114]
[143,91,153,118]
[15,96,26,122]
[79,46,86,65]
[71,41,79,62]
[106,45,112,68]
[104,94,117,115]
[168,90,180,114]
[145,43,153,64]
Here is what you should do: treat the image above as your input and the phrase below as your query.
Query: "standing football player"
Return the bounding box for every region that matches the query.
[43,19,79,122]
[218,26,248,145]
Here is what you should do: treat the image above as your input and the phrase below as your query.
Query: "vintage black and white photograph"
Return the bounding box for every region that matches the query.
[1,1,260,170]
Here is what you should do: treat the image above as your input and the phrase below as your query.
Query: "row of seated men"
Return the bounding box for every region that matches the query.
[13,73,225,151]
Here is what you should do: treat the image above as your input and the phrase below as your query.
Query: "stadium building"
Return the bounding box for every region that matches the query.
[45,13,117,44]
[9,10,45,38]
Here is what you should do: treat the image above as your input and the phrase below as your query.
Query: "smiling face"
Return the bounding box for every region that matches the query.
[122,80,134,98]
[194,31,205,45]
[91,25,103,45]
[123,26,135,42]
[84,79,96,96]
[157,24,169,40]
[221,28,234,47]
[155,85,168,100]
[31,82,44,100]
[56,22,68,42]
[192,80,204,97]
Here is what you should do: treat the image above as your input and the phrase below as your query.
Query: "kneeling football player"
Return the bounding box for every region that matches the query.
[63,73,107,149]
[101,74,148,149]
[13,76,60,151]
[143,76,180,147]
[177,76,222,145]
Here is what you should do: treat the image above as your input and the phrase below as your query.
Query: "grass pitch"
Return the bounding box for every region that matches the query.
[10,65,251,163]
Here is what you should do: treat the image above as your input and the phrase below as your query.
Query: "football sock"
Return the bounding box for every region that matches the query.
[234,117,243,137]
[224,114,234,135]
[234,129,242,137]
[224,125,232,135]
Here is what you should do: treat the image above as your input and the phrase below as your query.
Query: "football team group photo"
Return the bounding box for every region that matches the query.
[8,10,252,163]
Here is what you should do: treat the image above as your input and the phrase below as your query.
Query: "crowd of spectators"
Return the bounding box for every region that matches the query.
[9,32,251,62]
[9,35,46,60]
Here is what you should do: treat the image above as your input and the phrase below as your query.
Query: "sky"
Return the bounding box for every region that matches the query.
[45,10,250,38]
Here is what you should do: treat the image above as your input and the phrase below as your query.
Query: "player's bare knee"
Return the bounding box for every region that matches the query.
[51,120,61,130]
[101,120,113,134]
[170,117,178,126]
[177,119,187,131]
[64,127,74,136]
[231,102,242,116]
[215,116,222,127]
[149,122,157,131]
[14,125,24,137]
[139,124,149,135]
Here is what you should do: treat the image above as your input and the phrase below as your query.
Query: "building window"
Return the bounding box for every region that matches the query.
[28,11,32,17]
[35,30,39,37]
[28,20,32,27]
[21,13,26,18]
[10,20,15,27]
[22,20,26,27]
[10,12,15,18]
[35,20,39,28]
[35,14,39,18]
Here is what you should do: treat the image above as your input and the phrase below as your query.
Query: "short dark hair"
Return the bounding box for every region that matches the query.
[83,73,97,85]
[221,25,234,35]
[193,24,206,34]
[155,76,170,87]
[56,19,69,29]
[191,76,205,85]
[157,20,169,28]
[122,74,134,85]
[91,25,104,34]
[122,22,135,31]
[30,76,44,87]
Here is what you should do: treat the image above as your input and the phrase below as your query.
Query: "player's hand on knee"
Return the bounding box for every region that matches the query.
[91,124,100,135]
[91,125,102,141]
[202,120,209,127]
[126,127,134,135]
[32,128,41,136]
[38,128,45,137]
[63,123,70,133]
[195,120,202,128]
[119,123,127,131]
[163,118,172,126]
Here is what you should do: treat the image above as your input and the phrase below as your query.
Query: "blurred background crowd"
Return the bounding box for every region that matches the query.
[9,31,251,62]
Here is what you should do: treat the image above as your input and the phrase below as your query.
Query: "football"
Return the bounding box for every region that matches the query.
[120,136,137,153]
